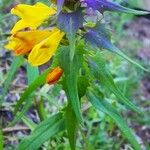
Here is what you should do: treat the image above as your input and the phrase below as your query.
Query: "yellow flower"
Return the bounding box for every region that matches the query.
[46,67,63,85]
[5,30,54,55]
[28,29,64,66]
[11,2,56,33]
[5,28,64,66]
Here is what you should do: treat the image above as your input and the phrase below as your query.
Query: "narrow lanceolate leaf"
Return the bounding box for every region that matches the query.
[58,46,83,123]
[82,0,150,14]
[88,52,142,114]
[22,116,36,131]
[11,68,51,125]
[15,64,40,124]
[87,89,141,150]
[0,128,3,150]
[0,56,24,106]
[17,113,65,150]
[15,65,40,124]
[65,105,78,150]
[85,23,149,72]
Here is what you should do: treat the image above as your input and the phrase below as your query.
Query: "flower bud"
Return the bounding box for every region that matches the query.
[46,67,63,85]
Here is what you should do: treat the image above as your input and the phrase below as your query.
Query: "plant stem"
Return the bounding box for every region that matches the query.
[36,99,47,121]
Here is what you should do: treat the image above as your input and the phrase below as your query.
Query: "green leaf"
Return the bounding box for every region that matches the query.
[22,116,36,131]
[65,105,78,150]
[89,52,142,114]
[58,46,83,123]
[98,0,150,15]
[11,98,32,126]
[20,64,41,122]
[87,88,141,150]
[27,64,39,85]
[68,17,76,61]
[0,56,24,106]
[17,113,65,150]
[109,45,149,72]
[15,64,40,124]
[11,67,51,125]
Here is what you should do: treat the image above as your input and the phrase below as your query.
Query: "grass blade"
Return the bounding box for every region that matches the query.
[87,89,141,150]
[0,56,24,106]
[11,68,51,125]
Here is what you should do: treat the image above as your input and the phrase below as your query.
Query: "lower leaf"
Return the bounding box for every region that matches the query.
[86,89,141,150]
[17,113,65,150]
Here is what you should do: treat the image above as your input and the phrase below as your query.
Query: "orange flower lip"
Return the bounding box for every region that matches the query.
[46,67,63,85]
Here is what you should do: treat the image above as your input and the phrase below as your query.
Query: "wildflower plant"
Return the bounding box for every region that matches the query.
[1,0,150,149]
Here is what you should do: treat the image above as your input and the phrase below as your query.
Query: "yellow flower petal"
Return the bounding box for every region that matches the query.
[5,29,56,55]
[11,2,56,33]
[11,20,31,34]
[5,38,17,50]
[28,29,64,66]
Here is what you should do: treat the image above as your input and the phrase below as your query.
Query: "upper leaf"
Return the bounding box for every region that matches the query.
[85,22,149,71]
[81,0,149,14]
[57,10,83,34]
[57,10,83,60]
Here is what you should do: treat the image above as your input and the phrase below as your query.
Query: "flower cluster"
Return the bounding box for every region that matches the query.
[5,2,64,66]
[5,0,149,84]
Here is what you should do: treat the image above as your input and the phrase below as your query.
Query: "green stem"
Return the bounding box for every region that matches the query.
[36,99,47,121]
[0,127,3,150]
